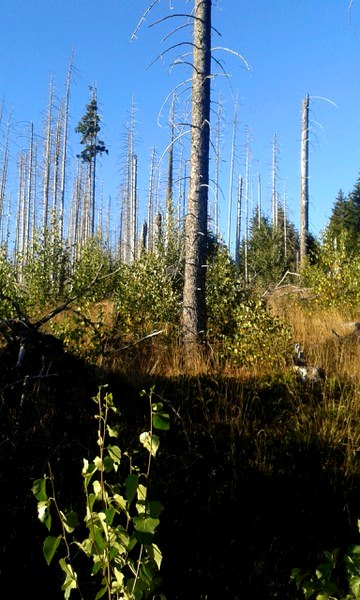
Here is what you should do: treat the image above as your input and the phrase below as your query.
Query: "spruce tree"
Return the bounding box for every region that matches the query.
[75,87,108,236]
[327,183,360,252]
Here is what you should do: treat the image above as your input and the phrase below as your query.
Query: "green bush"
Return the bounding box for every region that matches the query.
[22,229,69,309]
[302,231,360,311]
[220,299,292,369]
[206,241,245,337]
[0,246,22,318]
[113,252,181,337]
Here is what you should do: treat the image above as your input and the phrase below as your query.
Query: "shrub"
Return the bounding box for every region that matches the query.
[113,252,181,338]
[220,299,293,369]
[33,385,168,600]
[302,231,360,312]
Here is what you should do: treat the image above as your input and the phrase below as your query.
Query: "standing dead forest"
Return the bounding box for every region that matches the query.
[3,1,360,599]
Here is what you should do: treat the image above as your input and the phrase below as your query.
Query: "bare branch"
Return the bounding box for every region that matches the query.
[309,95,338,108]
[147,41,194,70]
[211,56,235,99]
[156,79,192,126]
[211,47,251,72]
[149,13,222,37]
[157,129,192,168]
[106,329,164,354]
[33,264,106,329]
[131,0,160,41]
[161,22,193,44]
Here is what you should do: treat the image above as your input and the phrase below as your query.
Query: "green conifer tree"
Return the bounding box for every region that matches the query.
[75,87,108,236]
[326,183,360,253]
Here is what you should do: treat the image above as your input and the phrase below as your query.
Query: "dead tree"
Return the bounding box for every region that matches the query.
[235,174,243,267]
[271,133,279,228]
[227,95,238,250]
[300,94,310,270]
[213,91,223,237]
[59,51,73,242]
[182,0,212,346]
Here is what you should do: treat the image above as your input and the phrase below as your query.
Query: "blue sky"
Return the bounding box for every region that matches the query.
[0,0,360,251]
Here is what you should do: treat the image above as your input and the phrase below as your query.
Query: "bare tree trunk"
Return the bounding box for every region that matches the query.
[227,96,238,250]
[52,117,61,221]
[15,152,26,278]
[43,77,53,238]
[213,92,222,238]
[283,181,287,259]
[244,130,251,283]
[257,172,261,228]
[235,174,242,266]
[182,0,211,347]
[131,153,138,259]
[25,122,34,260]
[123,102,136,263]
[147,146,156,252]
[176,147,186,248]
[300,94,309,270]
[271,133,279,229]
[165,95,175,250]
[0,113,10,239]
[59,52,73,242]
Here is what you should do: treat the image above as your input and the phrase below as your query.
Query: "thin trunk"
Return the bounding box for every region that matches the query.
[283,182,287,259]
[244,131,251,283]
[30,140,38,257]
[15,153,25,276]
[147,146,156,252]
[271,133,278,228]
[43,77,53,237]
[235,174,242,267]
[300,94,309,269]
[131,153,138,260]
[0,113,10,239]
[183,0,211,345]
[227,96,238,250]
[52,117,61,220]
[165,96,175,250]
[124,102,136,263]
[25,122,34,260]
[59,52,73,242]
[214,92,222,237]
[257,173,261,228]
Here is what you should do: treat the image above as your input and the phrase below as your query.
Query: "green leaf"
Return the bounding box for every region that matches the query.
[108,444,121,465]
[59,558,78,599]
[60,511,79,533]
[94,587,107,600]
[153,412,170,431]
[103,455,114,472]
[94,456,103,470]
[148,500,164,519]
[140,432,160,457]
[43,535,62,565]
[349,576,360,599]
[104,507,116,525]
[32,478,48,501]
[107,424,118,438]
[37,499,52,531]
[146,542,163,570]
[125,474,139,503]
[133,515,159,534]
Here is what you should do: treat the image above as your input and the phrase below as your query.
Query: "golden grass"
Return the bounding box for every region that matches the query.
[28,294,360,479]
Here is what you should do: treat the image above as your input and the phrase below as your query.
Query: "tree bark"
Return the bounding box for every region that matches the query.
[300,94,309,270]
[182,0,211,347]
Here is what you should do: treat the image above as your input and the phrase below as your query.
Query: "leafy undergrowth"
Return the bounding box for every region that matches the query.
[2,322,360,599]
[3,294,360,599]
